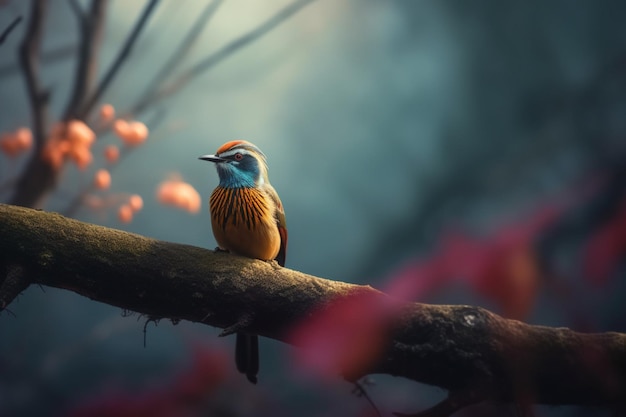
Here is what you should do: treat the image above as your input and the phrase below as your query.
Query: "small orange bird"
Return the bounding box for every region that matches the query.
[199,140,287,384]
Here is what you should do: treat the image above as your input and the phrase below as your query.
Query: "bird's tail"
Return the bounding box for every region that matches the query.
[235,333,259,384]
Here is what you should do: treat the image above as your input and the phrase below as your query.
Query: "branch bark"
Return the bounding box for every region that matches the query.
[1,203,625,415]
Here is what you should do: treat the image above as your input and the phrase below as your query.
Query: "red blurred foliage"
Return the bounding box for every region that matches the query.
[289,291,394,380]
[65,344,229,417]
[385,205,563,320]
[289,203,589,380]
[583,197,626,286]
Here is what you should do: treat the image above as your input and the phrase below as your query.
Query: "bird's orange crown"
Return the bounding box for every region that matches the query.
[216,140,248,155]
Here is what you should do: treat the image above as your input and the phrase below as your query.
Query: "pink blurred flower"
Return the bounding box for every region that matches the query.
[129,194,144,212]
[113,119,148,146]
[583,198,626,286]
[65,344,229,417]
[104,145,120,163]
[156,178,201,213]
[290,291,394,380]
[42,121,96,170]
[118,204,133,223]
[384,204,561,320]
[94,169,111,190]
[0,127,33,157]
[99,104,115,123]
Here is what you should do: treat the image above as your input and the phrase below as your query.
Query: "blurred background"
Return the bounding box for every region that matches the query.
[1,1,625,416]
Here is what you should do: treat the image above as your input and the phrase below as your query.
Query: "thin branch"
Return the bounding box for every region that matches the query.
[0,16,23,45]
[134,0,224,110]
[9,0,58,208]
[19,0,48,148]
[63,0,108,120]
[131,0,316,116]
[1,203,626,415]
[78,0,161,119]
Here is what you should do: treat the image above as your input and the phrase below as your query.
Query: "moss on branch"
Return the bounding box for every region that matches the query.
[1,203,625,415]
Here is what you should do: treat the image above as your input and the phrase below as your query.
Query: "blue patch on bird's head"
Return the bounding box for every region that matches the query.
[212,141,269,188]
[215,157,259,188]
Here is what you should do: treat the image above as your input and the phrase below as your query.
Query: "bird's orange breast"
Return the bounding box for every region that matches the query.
[209,186,281,261]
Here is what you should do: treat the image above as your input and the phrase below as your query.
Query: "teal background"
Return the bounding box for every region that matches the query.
[1,1,625,416]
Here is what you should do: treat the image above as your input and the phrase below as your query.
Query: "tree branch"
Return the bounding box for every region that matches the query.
[1,203,625,415]
[78,0,160,119]
[10,0,58,208]
[19,0,48,149]
[0,16,23,45]
[133,0,224,112]
[130,0,316,116]
[63,0,108,120]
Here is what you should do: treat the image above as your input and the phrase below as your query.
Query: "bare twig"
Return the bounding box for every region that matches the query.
[135,0,224,109]
[131,0,316,116]
[78,0,161,119]
[64,0,108,120]
[19,0,48,148]
[10,0,58,208]
[0,16,23,45]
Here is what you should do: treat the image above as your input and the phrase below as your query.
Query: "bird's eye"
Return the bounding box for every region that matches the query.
[234,153,243,161]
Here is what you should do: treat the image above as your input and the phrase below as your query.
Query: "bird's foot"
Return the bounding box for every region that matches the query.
[266,259,283,269]
[214,247,229,254]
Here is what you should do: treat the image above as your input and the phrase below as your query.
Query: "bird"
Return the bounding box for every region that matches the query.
[199,140,287,384]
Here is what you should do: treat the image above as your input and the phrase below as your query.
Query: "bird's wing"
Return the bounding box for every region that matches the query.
[264,184,287,267]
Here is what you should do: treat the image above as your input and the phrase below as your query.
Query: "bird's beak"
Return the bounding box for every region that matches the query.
[199,154,227,163]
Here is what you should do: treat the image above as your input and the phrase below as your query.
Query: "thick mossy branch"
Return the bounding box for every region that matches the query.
[1,203,625,412]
